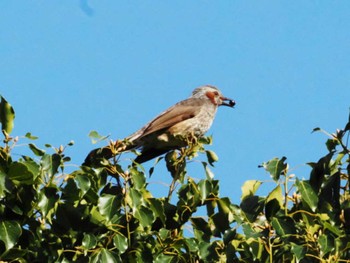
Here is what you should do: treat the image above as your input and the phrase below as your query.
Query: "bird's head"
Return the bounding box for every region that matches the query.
[192,85,235,107]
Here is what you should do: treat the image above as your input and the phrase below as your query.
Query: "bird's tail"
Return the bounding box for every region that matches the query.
[82,146,114,167]
[82,140,133,167]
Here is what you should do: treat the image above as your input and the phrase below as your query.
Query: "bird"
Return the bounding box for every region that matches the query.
[83,85,235,166]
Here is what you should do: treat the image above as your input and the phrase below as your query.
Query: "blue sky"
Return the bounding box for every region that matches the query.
[1,1,349,203]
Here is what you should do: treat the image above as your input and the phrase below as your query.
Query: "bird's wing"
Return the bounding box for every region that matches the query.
[128,98,202,140]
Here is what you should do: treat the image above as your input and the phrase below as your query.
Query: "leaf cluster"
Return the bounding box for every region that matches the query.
[0,96,349,262]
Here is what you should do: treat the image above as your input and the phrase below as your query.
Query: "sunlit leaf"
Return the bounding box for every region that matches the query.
[296,179,318,212]
[198,179,211,203]
[133,205,155,228]
[98,194,121,221]
[262,157,287,181]
[154,253,174,263]
[113,233,128,253]
[206,150,218,166]
[318,234,334,255]
[88,130,110,144]
[130,167,146,190]
[0,221,22,250]
[82,233,97,250]
[90,248,121,263]
[202,162,215,179]
[291,244,305,261]
[241,180,262,200]
[74,174,91,197]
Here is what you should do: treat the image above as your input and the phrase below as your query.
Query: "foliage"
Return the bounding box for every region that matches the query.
[0,96,349,262]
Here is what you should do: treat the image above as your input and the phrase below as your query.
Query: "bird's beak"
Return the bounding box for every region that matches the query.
[220,96,236,107]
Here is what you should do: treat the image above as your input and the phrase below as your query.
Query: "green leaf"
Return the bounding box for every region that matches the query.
[206,150,219,166]
[262,157,287,181]
[25,132,38,140]
[130,167,146,190]
[240,196,265,222]
[271,216,296,236]
[202,162,215,179]
[148,198,165,224]
[98,194,121,222]
[241,180,262,200]
[0,96,15,134]
[185,238,198,252]
[88,130,109,144]
[37,187,58,219]
[312,127,321,133]
[266,185,283,206]
[90,248,121,263]
[291,244,305,261]
[318,234,333,256]
[29,143,45,156]
[8,161,39,185]
[74,174,91,197]
[198,179,211,203]
[129,188,142,209]
[134,205,155,228]
[41,153,61,178]
[295,179,319,212]
[323,222,342,236]
[0,221,22,250]
[82,233,97,250]
[113,232,128,253]
[154,253,174,263]
[265,185,283,219]
[0,170,12,198]
[217,197,232,216]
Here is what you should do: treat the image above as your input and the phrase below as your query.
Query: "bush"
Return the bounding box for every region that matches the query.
[0,96,349,262]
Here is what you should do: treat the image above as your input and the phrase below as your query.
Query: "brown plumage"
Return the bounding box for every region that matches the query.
[83,85,235,166]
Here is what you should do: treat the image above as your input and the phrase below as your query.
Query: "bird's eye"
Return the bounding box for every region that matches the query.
[213,91,219,96]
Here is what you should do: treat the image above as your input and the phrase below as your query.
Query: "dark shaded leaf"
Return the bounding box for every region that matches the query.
[25,132,38,140]
[265,185,283,219]
[240,195,265,222]
[271,216,296,236]
[0,170,12,197]
[29,143,45,156]
[149,198,165,225]
[0,96,15,134]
